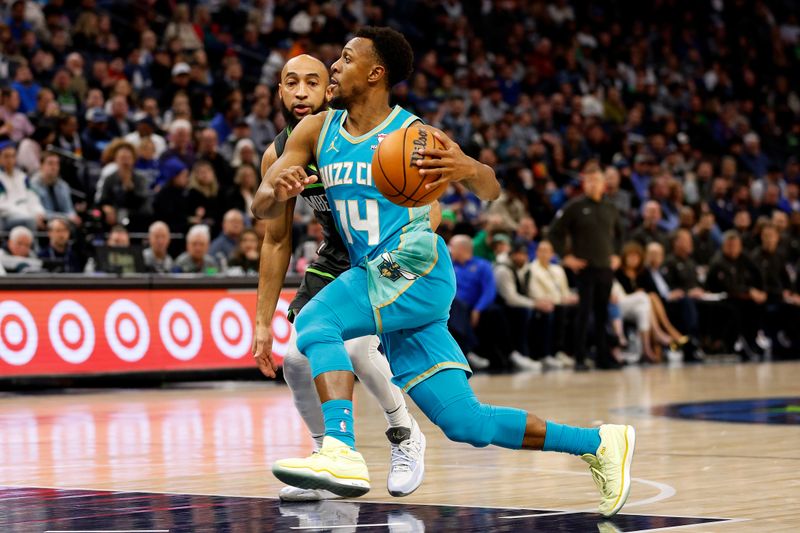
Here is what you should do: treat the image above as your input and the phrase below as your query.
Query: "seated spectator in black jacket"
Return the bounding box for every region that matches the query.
[630,200,670,249]
[640,241,701,361]
[692,211,720,267]
[705,230,767,359]
[226,228,260,275]
[80,108,112,162]
[209,209,244,265]
[223,165,258,220]
[98,142,152,231]
[750,223,795,354]
[39,217,84,272]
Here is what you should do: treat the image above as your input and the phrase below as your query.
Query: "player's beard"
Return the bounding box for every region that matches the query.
[327,93,347,109]
[282,102,325,128]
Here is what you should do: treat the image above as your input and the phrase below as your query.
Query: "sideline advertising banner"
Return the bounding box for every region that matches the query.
[0,289,294,377]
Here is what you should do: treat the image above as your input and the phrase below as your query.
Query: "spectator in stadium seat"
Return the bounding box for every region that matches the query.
[448,234,497,371]
[494,240,558,371]
[107,95,134,138]
[226,228,260,275]
[39,217,83,273]
[210,97,243,145]
[663,229,709,342]
[223,165,258,219]
[515,216,539,261]
[692,211,721,267]
[640,241,701,361]
[143,221,174,274]
[246,95,277,154]
[750,223,793,350]
[0,225,42,273]
[530,239,578,367]
[188,160,221,229]
[740,132,770,180]
[124,115,166,158]
[153,156,205,236]
[159,119,195,170]
[472,214,510,262]
[231,138,258,172]
[55,113,82,157]
[196,127,234,190]
[604,165,633,227]
[0,141,45,232]
[16,124,55,174]
[80,108,112,162]
[705,230,767,359]
[220,119,251,162]
[97,142,151,231]
[0,88,34,142]
[209,209,244,264]
[630,201,670,249]
[30,151,80,226]
[173,224,219,274]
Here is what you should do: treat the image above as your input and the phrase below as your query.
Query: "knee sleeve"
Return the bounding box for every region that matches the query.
[345,336,377,375]
[282,329,312,390]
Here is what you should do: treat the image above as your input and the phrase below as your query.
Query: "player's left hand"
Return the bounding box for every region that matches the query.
[415,128,480,190]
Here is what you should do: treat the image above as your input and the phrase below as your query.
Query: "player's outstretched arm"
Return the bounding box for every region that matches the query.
[251,112,327,219]
[415,127,501,201]
[252,143,297,378]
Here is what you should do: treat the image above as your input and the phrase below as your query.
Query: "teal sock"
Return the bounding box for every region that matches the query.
[322,399,356,450]
[542,421,601,456]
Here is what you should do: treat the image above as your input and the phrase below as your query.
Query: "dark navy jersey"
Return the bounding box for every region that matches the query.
[274,126,350,278]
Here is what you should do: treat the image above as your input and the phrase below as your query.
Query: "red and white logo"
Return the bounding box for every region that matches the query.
[105,299,150,363]
[0,300,38,366]
[210,298,252,359]
[48,300,95,364]
[159,299,202,361]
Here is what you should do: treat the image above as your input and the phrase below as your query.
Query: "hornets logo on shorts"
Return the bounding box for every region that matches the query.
[377,252,419,282]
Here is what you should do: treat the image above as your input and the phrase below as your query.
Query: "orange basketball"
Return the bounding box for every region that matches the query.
[372,125,448,207]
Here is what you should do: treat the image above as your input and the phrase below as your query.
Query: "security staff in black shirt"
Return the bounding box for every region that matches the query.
[550,162,624,370]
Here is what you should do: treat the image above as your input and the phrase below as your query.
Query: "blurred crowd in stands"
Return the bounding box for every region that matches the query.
[1,0,799,363]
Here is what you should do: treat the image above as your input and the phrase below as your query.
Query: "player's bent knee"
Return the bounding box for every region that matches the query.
[282,345,311,387]
[435,398,493,448]
[295,304,341,355]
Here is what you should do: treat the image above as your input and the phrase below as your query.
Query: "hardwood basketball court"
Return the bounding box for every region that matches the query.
[1,362,797,532]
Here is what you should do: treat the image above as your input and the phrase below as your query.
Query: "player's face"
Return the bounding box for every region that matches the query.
[278,59,328,126]
[328,38,375,110]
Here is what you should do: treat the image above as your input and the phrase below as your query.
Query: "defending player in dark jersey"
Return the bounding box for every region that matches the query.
[251,54,426,501]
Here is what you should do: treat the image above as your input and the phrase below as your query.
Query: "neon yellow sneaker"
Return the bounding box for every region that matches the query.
[272,437,371,498]
[581,424,636,517]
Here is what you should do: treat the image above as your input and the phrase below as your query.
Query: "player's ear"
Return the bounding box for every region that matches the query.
[277,83,284,99]
[368,64,386,85]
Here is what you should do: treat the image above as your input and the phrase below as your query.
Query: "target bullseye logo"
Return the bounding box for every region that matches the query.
[48,300,95,364]
[270,296,292,359]
[159,299,202,361]
[0,301,38,366]
[210,298,252,359]
[105,299,150,362]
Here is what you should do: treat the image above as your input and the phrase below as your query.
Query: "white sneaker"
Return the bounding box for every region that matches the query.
[279,485,342,501]
[510,351,543,372]
[542,355,565,369]
[386,419,426,497]
[555,351,576,368]
[466,351,490,370]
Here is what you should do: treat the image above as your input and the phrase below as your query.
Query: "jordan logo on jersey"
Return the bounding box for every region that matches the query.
[377,252,419,282]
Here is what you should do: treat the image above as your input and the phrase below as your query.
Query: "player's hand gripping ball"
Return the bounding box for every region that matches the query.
[372,125,449,207]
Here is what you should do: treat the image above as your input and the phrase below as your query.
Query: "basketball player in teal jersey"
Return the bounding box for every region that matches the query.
[256,27,636,517]
[252,54,426,501]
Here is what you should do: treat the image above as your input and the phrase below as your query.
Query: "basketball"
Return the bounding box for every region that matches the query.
[372,125,448,207]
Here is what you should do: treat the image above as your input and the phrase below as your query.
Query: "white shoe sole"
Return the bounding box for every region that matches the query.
[604,425,636,517]
[278,486,342,501]
[388,432,426,497]
[272,465,370,498]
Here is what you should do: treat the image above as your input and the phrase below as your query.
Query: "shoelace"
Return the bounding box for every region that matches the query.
[589,465,611,497]
[390,440,420,472]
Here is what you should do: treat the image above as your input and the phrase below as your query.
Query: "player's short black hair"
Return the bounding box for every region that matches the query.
[355,26,414,87]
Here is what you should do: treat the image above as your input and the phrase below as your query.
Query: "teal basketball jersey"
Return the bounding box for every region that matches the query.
[315,106,432,266]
